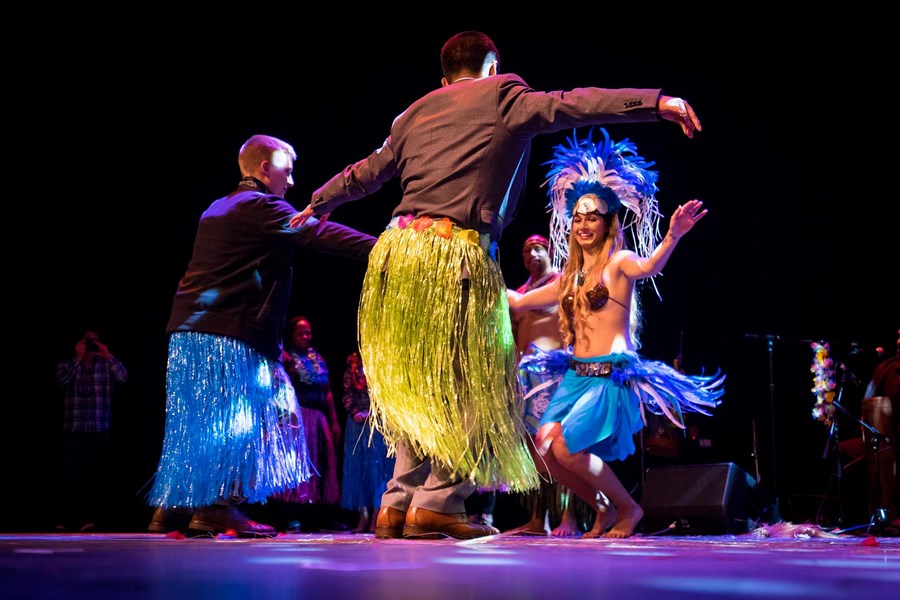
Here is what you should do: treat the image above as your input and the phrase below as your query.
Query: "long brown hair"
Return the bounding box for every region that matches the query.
[556,212,643,349]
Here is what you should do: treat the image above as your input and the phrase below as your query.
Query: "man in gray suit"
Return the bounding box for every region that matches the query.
[293,31,701,540]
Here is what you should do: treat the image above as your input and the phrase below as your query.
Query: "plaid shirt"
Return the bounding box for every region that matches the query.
[55,356,128,432]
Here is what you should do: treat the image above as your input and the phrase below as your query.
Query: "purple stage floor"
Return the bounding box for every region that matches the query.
[2,529,898,600]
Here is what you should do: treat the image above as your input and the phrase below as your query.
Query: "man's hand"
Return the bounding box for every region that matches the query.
[289,205,330,229]
[95,341,112,359]
[658,96,702,139]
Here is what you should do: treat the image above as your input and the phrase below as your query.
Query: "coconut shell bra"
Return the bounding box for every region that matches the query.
[562,279,628,318]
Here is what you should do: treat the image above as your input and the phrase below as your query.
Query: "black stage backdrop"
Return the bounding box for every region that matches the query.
[11,16,895,531]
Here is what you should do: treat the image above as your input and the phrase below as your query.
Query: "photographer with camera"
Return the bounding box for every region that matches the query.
[55,330,128,532]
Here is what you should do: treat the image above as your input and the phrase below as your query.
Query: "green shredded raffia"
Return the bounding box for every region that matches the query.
[358,223,540,492]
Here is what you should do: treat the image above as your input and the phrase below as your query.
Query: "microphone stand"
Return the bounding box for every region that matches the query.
[744,333,782,518]
[764,335,780,515]
[820,376,847,528]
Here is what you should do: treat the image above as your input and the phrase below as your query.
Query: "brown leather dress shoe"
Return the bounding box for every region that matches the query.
[374,506,406,539]
[148,507,194,533]
[188,504,277,538]
[403,507,500,540]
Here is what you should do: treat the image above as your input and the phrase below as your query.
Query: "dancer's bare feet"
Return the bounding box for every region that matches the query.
[352,508,370,534]
[551,511,581,537]
[582,504,618,538]
[505,515,549,536]
[603,504,643,539]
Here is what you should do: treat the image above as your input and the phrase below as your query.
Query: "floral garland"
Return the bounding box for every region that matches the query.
[396,214,481,246]
[290,347,330,385]
[810,341,836,426]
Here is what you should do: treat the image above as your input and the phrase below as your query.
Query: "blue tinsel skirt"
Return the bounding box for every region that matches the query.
[340,416,396,511]
[147,332,311,508]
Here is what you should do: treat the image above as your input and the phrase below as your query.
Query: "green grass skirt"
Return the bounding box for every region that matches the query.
[358,220,540,492]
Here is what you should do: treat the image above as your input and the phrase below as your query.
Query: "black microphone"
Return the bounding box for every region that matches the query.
[838,363,860,387]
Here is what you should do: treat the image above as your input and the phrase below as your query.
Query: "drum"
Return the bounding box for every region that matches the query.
[861,396,897,519]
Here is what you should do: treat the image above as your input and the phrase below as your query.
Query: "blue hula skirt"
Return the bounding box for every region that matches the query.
[518,344,572,435]
[147,332,311,508]
[340,416,396,511]
[538,352,724,462]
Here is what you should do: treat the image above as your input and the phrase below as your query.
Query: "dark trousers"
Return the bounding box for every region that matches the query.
[61,431,110,527]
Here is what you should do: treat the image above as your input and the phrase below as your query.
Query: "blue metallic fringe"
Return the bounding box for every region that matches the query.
[147,332,311,508]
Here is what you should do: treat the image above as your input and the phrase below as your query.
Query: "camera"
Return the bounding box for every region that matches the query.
[85,339,99,352]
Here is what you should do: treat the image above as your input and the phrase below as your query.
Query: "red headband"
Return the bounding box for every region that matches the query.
[522,234,549,252]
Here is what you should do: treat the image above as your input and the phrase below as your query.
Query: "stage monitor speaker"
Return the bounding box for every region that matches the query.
[641,462,758,535]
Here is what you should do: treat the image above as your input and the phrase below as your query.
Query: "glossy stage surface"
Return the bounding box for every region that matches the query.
[3,528,898,600]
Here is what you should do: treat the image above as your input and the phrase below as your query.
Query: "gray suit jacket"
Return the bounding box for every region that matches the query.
[312,73,661,241]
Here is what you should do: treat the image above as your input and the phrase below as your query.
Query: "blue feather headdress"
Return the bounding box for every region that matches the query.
[543,128,661,270]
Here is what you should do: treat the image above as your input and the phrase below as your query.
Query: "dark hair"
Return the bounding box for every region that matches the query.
[440,31,499,80]
[288,315,310,330]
